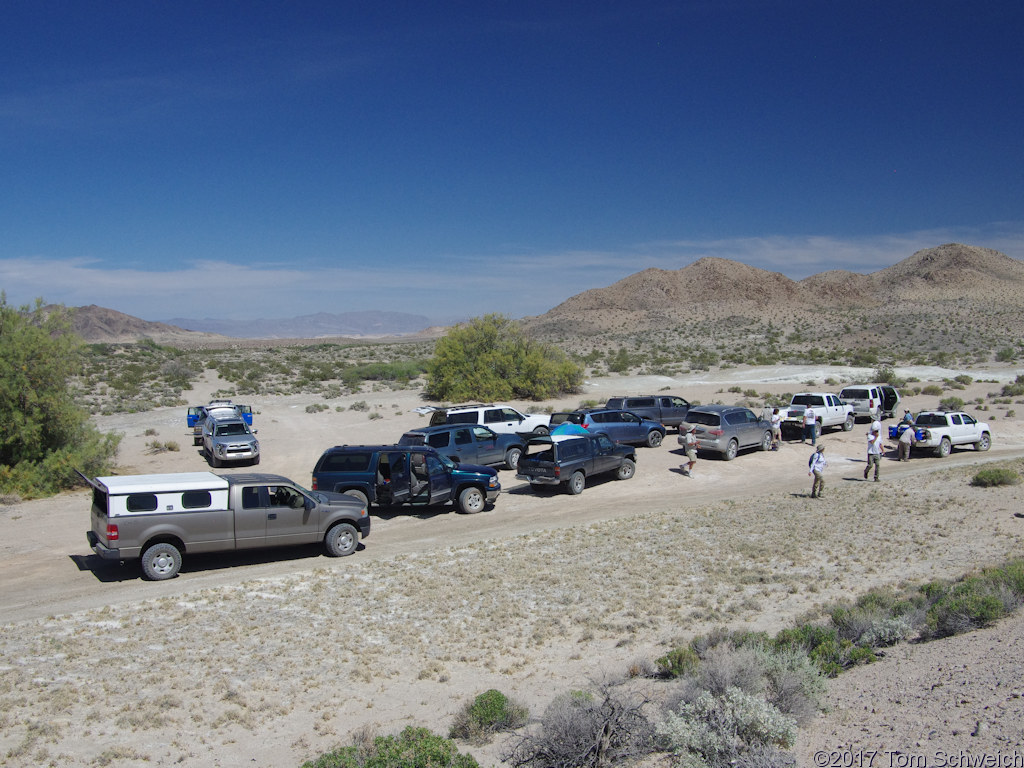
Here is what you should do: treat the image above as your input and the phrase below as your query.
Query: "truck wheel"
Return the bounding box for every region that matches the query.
[140,542,182,580]
[343,489,368,507]
[724,439,739,461]
[504,447,522,470]
[532,425,550,436]
[937,437,952,458]
[457,487,486,514]
[646,430,663,448]
[813,421,822,439]
[616,459,635,480]
[324,522,358,557]
[759,431,772,451]
[208,451,221,468]
[976,432,991,451]
[842,414,854,431]
[566,471,586,495]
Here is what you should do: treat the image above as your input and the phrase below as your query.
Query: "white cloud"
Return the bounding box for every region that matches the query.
[3,225,1021,323]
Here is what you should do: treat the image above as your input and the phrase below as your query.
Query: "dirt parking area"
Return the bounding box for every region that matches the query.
[1,366,1022,766]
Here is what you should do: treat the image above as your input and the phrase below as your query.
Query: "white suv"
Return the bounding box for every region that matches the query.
[839,384,901,421]
[429,404,550,436]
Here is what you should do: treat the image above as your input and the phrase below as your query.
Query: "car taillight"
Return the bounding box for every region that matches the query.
[106,524,119,541]
[709,429,724,437]
[311,478,318,490]
[554,467,561,478]
[869,398,875,408]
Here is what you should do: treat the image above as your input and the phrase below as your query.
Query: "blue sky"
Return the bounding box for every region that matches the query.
[2,1,1022,324]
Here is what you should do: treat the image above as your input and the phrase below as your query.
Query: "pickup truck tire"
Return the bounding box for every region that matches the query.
[724,439,739,461]
[532,425,550,436]
[504,447,522,470]
[646,430,664,448]
[842,414,855,431]
[140,542,182,581]
[616,459,635,480]
[566,471,586,495]
[342,489,369,507]
[759,431,772,451]
[457,487,486,514]
[937,437,952,458]
[976,433,991,451]
[324,522,358,557]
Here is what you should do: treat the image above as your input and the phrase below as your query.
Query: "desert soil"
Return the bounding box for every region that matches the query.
[1,365,1023,767]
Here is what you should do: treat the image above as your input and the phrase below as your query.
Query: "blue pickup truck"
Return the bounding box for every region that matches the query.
[311,445,501,514]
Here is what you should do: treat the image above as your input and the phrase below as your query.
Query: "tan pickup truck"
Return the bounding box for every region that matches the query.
[84,471,369,580]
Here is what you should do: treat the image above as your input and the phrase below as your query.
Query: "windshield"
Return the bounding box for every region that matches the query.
[216,423,250,436]
[914,413,947,427]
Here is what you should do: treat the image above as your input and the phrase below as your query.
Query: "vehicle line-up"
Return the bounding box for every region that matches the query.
[93,389,987,580]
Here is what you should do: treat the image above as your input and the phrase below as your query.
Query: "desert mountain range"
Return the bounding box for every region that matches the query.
[521,242,1024,338]
[60,243,1024,345]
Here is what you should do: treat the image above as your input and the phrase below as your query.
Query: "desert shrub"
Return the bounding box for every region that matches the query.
[449,689,528,744]
[0,299,122,496]
[657,687,797,768]
[302,726,479,768]
[426,314,582,401]
[502,685,655,768]
[656,646,700,679]
[970,468,1021,487]
[368,411,383,420]
[995,347,1017,362]
[920,385,943,396]
[145,440,180,454]
[305,403,329,413]
[696,644,765,698]
[1000,376,1024,397]
[922,562,1024,639]
[752,644,827,724]
[938,396,965,411]
[770,624,873,677]
[349,400,369,411]
[144,427,158,436]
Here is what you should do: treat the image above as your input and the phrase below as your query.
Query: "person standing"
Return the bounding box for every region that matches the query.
[802,404,817,445]
[678,423,698,477]
[770,408,782,450]
[808,444,827,498]
[898,423,916,461]
[865,425,883,481]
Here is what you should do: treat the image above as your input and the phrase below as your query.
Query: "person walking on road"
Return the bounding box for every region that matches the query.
[808,444,828,498]
[679,423,698,477]
[865,424,883,481]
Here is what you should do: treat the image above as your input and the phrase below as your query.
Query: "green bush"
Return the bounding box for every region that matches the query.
[939,396,965,410]
[970,468,1021,487]
[426,314,582,401]
[921,385,943,396]
[655,646,700,678]
[302,726,479,768]
[449,689,528,744]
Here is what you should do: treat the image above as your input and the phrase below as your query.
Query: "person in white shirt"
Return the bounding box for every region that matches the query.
[802,405,817,445]
[865,425,883,481]
[770,408,782,450]
[808,444,828,498]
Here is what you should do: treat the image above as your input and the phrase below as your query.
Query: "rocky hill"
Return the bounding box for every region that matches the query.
[54,305,228,345]
[522,243,1024,338]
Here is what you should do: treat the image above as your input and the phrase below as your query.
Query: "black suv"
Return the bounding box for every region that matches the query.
[398,424,525,470]
[311,445,500,514]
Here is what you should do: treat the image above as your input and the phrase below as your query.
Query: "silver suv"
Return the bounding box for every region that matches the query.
[838,384,901,421]
[202,416,260,467]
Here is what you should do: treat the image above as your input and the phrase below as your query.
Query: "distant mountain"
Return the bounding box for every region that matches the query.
[522,243,1024,337]
[165,310,432,339]
[57,305,228,345]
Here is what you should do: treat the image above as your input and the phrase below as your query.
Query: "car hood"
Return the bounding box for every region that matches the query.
[451,462,498,477]
[313,490,367,510]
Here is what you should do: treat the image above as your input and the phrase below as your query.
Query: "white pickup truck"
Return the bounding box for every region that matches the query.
[780,393,855,438]
[888,411,992,457]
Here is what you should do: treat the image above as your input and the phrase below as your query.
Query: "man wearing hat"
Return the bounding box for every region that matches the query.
[678,423,698,477]
[901,408,914,425]
[808,444,828,498]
